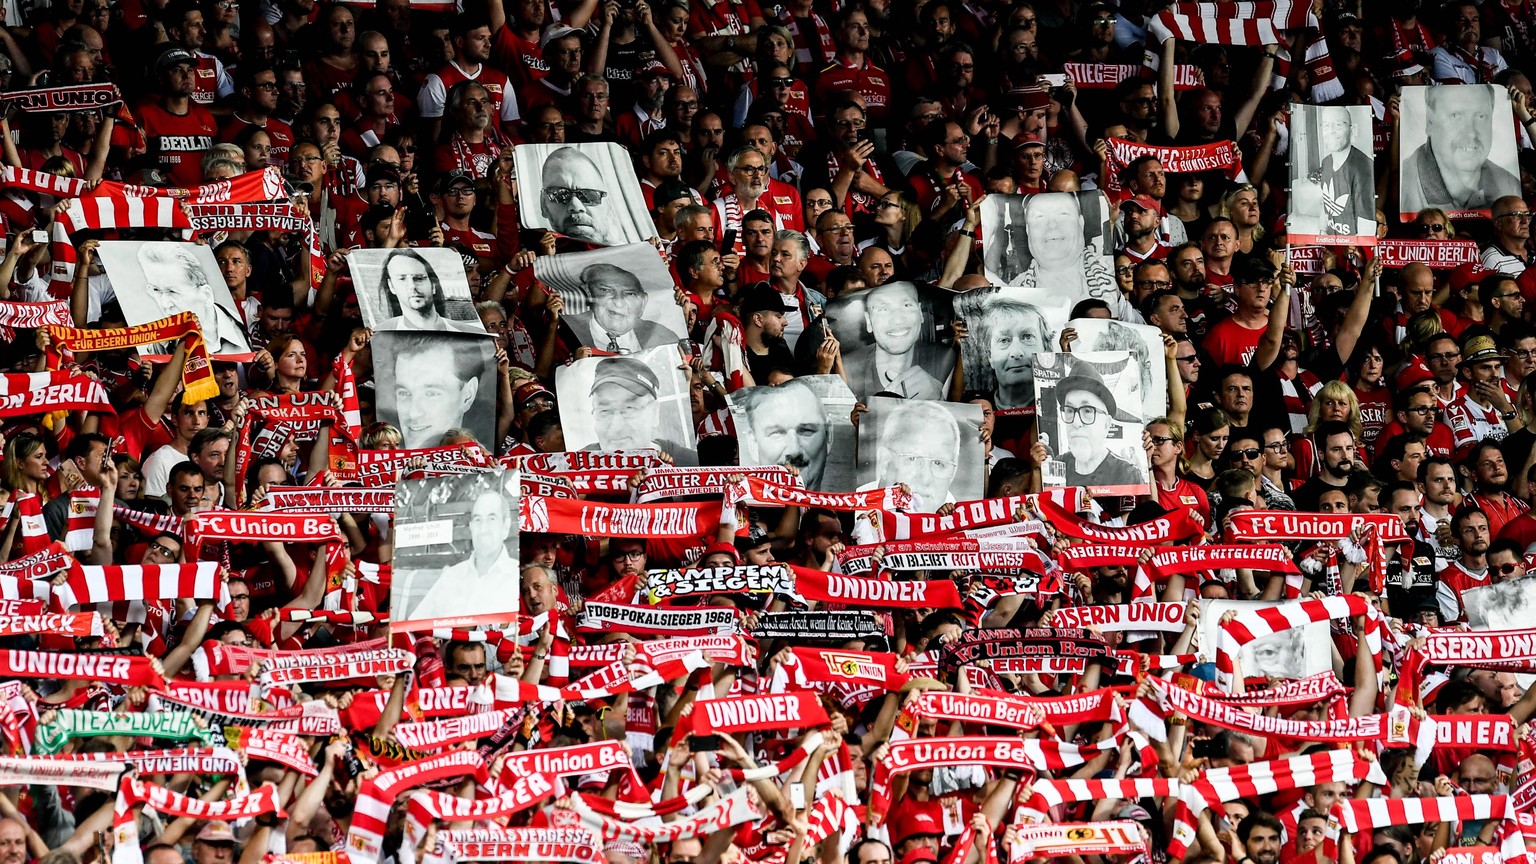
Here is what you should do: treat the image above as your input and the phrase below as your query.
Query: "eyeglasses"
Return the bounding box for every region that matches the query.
[230,593,250,601]
[1061,404,1101,424]
[824,224,855,234]
[1494,562,1524,576]
[545,187,606,206]
[1135,280,1172,290]
[1263,441,1289,452]
[1092,15,1115,24]
[951,62,975,71]
[834,118,867,129]
[613,549,645,560]
[446,187,475,197]
[1115,266,1135,276]
[1405,406,1440,416]
[1498,212,1534,221]
[1421,223,1445,234]
[878,200,902,210]
[146,542,179,558]
[1426,351,1460,362]
[734,164,768,174]
[1511,349,1536,359]
[254,81,279,90]
[1492,292,1522,301]
[805,198,833,208]
[1231,447,1262,460]
[1150,435,1175,446]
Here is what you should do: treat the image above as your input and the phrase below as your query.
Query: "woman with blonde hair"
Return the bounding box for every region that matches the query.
[1219,184,1264,254]
[3,434,50,500]
[1415,208,1457,241]
[1289,380,1363,483]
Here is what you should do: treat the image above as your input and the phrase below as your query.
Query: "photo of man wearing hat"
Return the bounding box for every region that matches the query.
[567,351,697,464]
[1048,356,1148,489]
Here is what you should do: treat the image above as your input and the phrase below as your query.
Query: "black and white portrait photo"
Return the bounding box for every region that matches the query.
[392,469,521,631]
[1399,84,1520,219]
[1064,318,1166,420]
[556,345,697,465]
[731,374,858,492]
[1033,351,1151,494]
[96,241,253,356]
[952,285,1069,415]
[514,142,658,247]
[1289,104,1377,244]
[1199,600,1332,683]
[855,397,984,512]
[347,247,486,334]
[372,330,499,451]
[1463,576,1536,632]
[979,192,1122,316]
[825,281,957,403]
[533,243,687,353]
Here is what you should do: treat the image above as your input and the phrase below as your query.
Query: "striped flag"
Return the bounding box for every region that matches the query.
[1144,0,1343,102]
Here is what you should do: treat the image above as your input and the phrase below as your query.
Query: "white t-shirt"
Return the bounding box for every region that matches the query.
[141,443,188,498]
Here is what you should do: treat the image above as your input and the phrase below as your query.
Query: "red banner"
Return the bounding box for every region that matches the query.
[1376,239,1481,269]
[692,692,830,735]
[520,496,721,539]
[789,566,963,609]
[1224,510,1410,544]
[1064,62,1203,89]
[0,372,113,417]
[1037,498,1201,545]
[1103,137,1242,195]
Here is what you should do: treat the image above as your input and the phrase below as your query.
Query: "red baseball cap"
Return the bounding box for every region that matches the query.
[1448,261,1493,295]
[1120,194,1162,215]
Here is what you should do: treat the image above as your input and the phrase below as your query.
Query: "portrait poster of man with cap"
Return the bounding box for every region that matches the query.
[533,243,687,353]
[347,246,487,333]
[514,141,658,246]
[392,468,521,631]
[1033,350,1151,496]
[855,397,985,512]
[372,330,499,450]
[556,344,697,465]
[1288,104,1377,245]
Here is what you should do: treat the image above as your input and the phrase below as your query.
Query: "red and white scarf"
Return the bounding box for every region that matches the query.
[788,565,963,609]
[112,777,286,864]
[520,496,722,538]
[0,299,70,342]
[52,562,224,612]
[348,750,490,864]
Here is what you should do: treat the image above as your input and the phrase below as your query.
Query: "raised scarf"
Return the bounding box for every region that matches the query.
[633,466,797,503]
[643,563,789,604]
[520,496,722,538]
[788,566,963,609]
[33,708,213,755]
[47,311,218,403]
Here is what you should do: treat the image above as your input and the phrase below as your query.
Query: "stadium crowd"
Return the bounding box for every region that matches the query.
[6,3,1536,864]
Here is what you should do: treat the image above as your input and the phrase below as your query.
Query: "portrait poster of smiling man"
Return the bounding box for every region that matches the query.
[855,396,984,512]
[1398,84,1520,220]
[731,374,858,492]
[556,344,697,466]
[1033,351,1151,496]
[347,246,486,333]
[514,142,658,246]
[824,280,956,403]
[978,191,1116,314]
[534,243,687,353]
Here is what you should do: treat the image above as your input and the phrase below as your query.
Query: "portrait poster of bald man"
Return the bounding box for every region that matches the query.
[347,246,487,333]
[533,243,687,353]
[372,330,499,451]
[978,191,1123,316]
[95,241,253,356]
[1032,350,1151,496]
[855,397,984,512]
[1288,104,1376,246]
[556,344,697,466]
[951,284,1069,416]
[1198,600,1331,684]
[514,142,658,246]
[391,468,521,631]
[822,280,958,403]
[1399,84,1520,220]
[731,374,858,492]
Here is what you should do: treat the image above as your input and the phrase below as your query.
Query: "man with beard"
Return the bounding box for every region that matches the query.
[1202,255,1291,369]
[408,486,519,622]
[433,81,506,179]
[377,248,482,332]
[417,17,518,144]
[1446,335,1520,454]
[870,399,961,511]
[218,64,295,164]
[1118,196,1169,264]
[1292,106,1375,238]
[1292,419,1359,511]
[1010,192,1130,318]
[1438,507,1493,624]
[844,281,945,401]
[618,67,671,152]
[712,146,784,253]
[741,282,797,384]
[908,121,981,218]
[540,146,622,245]
[1049,361,1145,489]
[1169,243,1216,342]
[560,263,680,353]
[738,380,831,490]
[1236,813,1284,864]
[1402,84,1519,214]
[1122,156,1188,245]
[1463,441,1528,537]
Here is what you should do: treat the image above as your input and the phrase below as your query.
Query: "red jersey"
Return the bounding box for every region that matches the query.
[190,53,230,106]
[814,59,891,122]
[218,115,295,165]
[417,62,520,125]
[138,100,218,188]
[492,27,549,89]
[1155,477,1211,528]
[688,0,761,39]
[907,165,982,214]
[441,223,496,260]
[1436,559,1490,623]
[1202,316,1265,367]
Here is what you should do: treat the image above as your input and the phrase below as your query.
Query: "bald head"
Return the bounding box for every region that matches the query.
[1047,170,1081,192]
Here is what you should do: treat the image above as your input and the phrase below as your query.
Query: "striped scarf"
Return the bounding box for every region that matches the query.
[62,486,99,553]
[773,6,835,69]
[1143,1,1342,102]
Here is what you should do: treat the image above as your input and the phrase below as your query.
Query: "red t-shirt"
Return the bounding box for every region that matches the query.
[1156,477,1211,528]
[492,27,549,89]
[1202,316,1265,367]
[138,100,219,188]
[217,115,295,165]
[813,59,891,122]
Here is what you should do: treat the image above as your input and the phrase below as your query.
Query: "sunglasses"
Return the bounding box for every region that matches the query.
[1492,561,1524,575]
[1421,223,1445,234]
[769,76,795,87]
[1230,447,1262,460]
[544,186,606,206]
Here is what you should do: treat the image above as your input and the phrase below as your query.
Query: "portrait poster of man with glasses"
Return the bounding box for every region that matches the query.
[1399,84,1521,219]
[1289,104,1377,245]
[514,141,658,246]
[855,396,984,512]
[533,243,686,353]
[1032,350,1151,495]
[347,245,487,333]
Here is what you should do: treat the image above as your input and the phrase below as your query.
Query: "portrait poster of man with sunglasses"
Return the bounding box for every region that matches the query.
[515,141,659,246]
